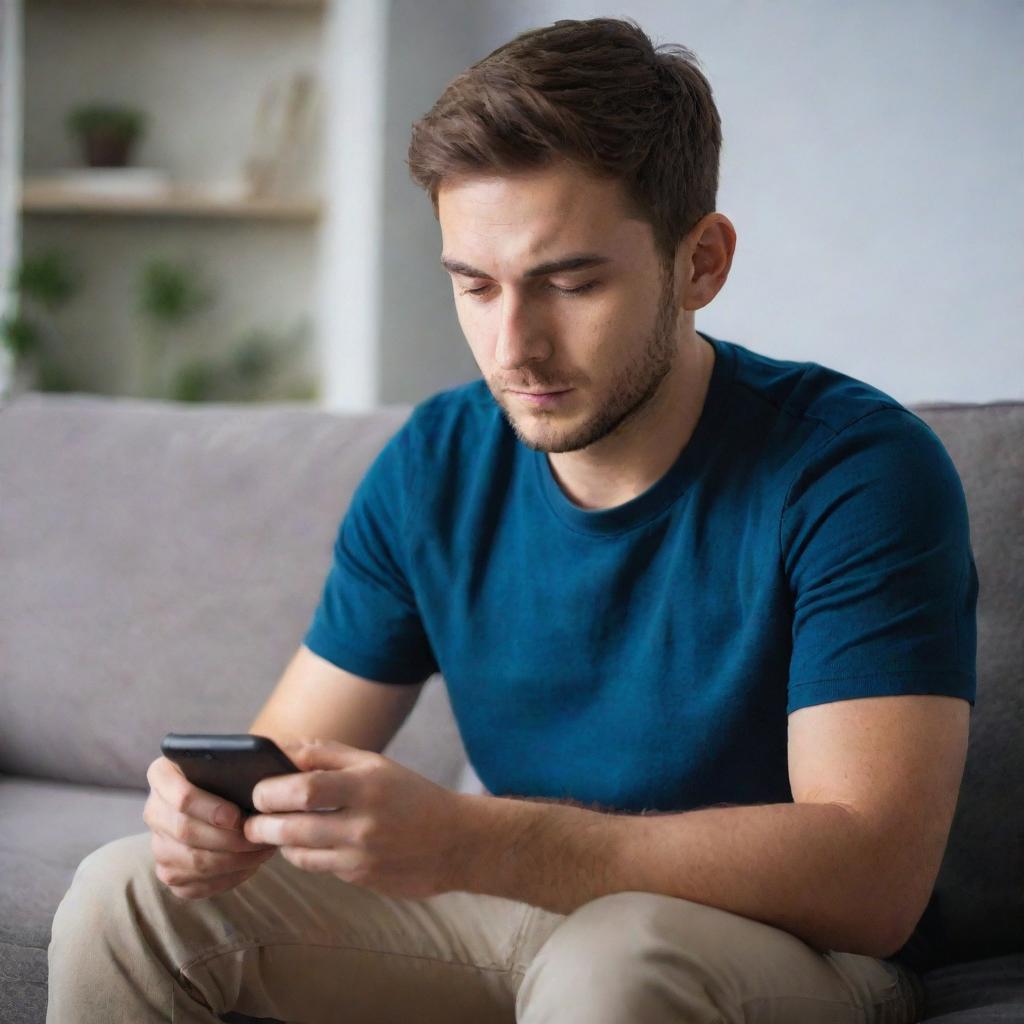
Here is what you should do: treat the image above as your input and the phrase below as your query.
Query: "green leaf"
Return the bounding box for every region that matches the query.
[66,104,146,142]
[0,313,41,356]
[14,251,77,311]
[139,258,214,325]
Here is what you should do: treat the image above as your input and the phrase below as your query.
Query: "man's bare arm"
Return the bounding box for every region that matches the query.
[450,693,970,959]
[248,644,425,754]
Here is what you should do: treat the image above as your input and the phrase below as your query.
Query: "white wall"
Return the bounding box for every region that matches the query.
[379,0,1023,406]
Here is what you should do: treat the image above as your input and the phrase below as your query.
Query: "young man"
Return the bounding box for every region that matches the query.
[48,17,975,1023]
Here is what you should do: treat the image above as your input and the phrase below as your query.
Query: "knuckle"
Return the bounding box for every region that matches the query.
[171,811,193,844]
[352,818,376,847]
[189,847,213,875]
[155,862,183,887]
[301,772,327,810]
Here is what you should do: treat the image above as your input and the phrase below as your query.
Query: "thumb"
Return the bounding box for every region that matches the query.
[286,738,364,771]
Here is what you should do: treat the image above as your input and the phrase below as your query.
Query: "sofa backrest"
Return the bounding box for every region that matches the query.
[0,392,471,794]
[1,392,1020,964]
[908,401,1024,966]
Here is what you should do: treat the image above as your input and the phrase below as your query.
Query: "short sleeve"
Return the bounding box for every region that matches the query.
[781,407,978,715]
[302,425,438,685]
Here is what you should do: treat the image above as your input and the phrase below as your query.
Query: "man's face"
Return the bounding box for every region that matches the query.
[437,161,681,453]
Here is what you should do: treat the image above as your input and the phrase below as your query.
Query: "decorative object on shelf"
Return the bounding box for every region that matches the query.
[35,167,174,201]
[66,103,147,169]
[244,71,320,198]
[0,249,81,400]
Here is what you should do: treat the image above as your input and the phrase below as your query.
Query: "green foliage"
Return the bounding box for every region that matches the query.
[66,104,146,142]
[13,250,77,312]
[171,358,222,403]
[139,258,214,326]
[231,329,278,381]
[1,313,40,357]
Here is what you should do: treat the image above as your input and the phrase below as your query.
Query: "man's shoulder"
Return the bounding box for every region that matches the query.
[721,335,912,441]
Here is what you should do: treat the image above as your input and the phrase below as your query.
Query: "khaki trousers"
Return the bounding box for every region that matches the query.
[47,831,925,1023]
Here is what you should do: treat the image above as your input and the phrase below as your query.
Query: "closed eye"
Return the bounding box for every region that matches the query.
[460,281,599,298]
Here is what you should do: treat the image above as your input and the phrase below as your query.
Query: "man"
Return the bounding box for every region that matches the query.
[48,17,975,1023]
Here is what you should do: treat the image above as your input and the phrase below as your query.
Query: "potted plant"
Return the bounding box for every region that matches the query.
[66,103,146,168]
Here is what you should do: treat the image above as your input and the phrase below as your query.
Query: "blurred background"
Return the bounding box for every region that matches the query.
[0,0,1020,411]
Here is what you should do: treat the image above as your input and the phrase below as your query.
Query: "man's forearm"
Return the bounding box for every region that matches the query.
[454,793,901,958]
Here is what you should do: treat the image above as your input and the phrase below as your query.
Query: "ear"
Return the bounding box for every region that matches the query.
[679,213,736,311]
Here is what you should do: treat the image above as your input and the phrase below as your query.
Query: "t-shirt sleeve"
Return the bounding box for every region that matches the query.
[302,424,438,685]
[781,407,978,715]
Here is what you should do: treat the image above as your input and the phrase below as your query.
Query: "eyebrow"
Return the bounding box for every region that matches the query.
[439,253,613,280]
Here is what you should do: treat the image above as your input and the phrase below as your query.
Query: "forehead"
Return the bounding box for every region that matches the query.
[437,162,653,272]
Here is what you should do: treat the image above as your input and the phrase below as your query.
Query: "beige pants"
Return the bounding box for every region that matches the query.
[47,831,925,1023]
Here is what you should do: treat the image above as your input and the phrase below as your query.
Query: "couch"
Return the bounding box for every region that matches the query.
[1,389,1021,1023]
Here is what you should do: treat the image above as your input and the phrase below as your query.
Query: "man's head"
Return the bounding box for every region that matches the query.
[407,18,732,454]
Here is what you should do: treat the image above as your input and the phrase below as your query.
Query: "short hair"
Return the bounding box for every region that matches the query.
[406,17,722,268]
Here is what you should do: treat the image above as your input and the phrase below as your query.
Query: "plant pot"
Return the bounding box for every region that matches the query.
[81,129,135,168]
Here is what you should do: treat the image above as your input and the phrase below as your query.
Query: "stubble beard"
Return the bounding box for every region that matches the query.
[491,270,679,454]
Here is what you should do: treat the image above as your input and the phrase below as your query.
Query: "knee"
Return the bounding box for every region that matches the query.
[515,892,735,1022]
[52,831,158,938]
[529,891,668,969]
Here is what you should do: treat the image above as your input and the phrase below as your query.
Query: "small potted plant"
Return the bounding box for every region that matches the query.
[66,103,146,168]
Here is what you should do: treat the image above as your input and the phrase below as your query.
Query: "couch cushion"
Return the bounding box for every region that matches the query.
[908,403,1024,968]
[0,775,150,1023]
[0,392,471,794]
[921,953,1024,1022]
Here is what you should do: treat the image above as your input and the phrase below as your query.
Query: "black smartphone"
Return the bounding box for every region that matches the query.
[160,733,300,818]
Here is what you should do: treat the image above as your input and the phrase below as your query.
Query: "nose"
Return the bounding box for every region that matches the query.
[494,289,552,371]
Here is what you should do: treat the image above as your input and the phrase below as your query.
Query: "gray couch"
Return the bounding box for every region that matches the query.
[1,390,1021,1023]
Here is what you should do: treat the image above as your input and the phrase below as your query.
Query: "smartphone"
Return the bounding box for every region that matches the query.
[160,733,300,818]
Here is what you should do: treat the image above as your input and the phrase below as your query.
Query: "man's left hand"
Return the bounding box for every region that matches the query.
[243,738,472,900]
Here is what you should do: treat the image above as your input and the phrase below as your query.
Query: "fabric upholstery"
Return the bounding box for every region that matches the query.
[0,391,1020,1023]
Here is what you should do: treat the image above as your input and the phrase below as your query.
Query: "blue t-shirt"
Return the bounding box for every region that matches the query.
[303,331,977,970]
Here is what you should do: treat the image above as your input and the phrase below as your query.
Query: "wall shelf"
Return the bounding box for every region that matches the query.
[20,179,322,222]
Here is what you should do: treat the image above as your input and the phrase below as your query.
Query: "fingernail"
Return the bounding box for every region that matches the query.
[215,806,237,827]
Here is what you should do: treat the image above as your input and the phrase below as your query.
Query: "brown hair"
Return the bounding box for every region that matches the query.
[406,17,722,268]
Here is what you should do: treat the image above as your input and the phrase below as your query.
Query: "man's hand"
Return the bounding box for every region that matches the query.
[143,756,278,901]
[242,738,471,900]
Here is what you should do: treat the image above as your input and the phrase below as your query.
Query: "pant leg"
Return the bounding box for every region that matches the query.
[47,831,538,1024]
[511,891,926,1024]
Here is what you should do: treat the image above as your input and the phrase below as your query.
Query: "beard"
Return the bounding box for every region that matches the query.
[488,269,679,454]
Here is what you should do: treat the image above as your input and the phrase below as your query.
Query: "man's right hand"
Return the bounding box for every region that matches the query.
[143,755,278,901]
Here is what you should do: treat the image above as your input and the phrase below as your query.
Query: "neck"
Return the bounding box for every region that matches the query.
[546,331,715,511]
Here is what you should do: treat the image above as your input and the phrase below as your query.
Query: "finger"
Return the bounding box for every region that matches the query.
[252,765,349,815]
[244,810,348,849]
[167,866,261,902]
[279,845,340,873]
[151,830,277,882]
[284,740,365,776]
[147,756,250,832]
[146,795,275,854]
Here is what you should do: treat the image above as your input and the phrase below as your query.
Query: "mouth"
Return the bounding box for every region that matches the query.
[508,387,574,408]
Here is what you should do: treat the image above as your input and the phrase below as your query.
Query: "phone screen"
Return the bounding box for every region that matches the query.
[160,733,300,817]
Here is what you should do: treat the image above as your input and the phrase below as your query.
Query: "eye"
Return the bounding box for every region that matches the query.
[548,281,599,296]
